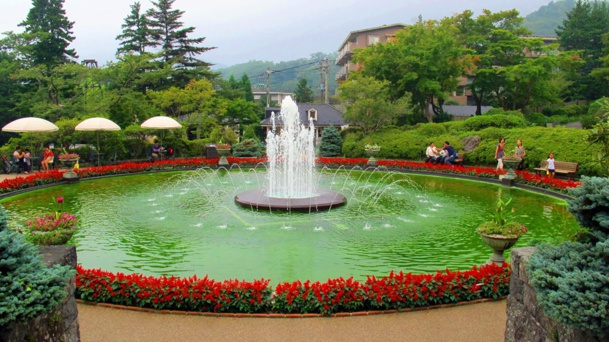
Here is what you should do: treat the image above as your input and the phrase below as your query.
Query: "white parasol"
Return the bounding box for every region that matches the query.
[140,116,182,156]
[2,117,59,132]
[75,117,121,166]
[140,116,182,129]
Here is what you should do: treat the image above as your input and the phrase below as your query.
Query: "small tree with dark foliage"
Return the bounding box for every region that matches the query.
[318,126,343,157]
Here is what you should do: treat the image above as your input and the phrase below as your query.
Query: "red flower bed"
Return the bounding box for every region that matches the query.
[76,263,510,314]
[0,157,579,195]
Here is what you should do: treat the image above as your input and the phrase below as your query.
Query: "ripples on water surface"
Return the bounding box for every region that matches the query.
[0,169,579,283]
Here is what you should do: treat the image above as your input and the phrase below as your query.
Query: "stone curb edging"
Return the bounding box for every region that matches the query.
[76,297,506,318]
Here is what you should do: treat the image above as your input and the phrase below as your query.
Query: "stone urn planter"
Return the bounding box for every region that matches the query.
[479,233,519,264]
[28,229,76,245]
[58,157,80,183]
[216,147,231,166]
[365,148,380,166]
[499,155,521,185]
[476,197,527,265]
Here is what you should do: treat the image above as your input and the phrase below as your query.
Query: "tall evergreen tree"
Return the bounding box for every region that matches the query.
[19,0,77,69]
[146,0,215,87]
[116,2,154,55]
[557,0,609,100]
[240,74,254,102]
[294,78,314,103]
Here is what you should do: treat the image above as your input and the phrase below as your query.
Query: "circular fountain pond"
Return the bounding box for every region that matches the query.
[0,169,579,282]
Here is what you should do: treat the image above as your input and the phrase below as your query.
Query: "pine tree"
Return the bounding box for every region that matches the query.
[294,78,314,103]
[146,0,215,87]
[318,126,343,157]
[116,2,154,55]
[240,74,254,102]
[19,0,77,69]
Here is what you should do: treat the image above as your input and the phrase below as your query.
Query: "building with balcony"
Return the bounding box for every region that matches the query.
[335,24,406,82]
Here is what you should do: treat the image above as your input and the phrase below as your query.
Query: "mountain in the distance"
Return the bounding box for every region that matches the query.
[522,0,576,36]
[217,52,339,95]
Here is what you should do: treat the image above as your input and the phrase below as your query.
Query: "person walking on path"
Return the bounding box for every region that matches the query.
[495,137,505,171]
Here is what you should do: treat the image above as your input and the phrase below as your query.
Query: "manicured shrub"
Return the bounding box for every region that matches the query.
[0,206,73,327]
[461,115,527,131]
[567,176,609,242]
[318,126,343,157]
[232,139,263,157]
[527,241,609,338]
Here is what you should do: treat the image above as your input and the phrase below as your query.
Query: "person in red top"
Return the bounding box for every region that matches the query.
[41,145,54,172]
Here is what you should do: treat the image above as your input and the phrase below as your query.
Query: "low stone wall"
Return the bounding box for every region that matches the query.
[505,247,608,342]
[0,246,80,342]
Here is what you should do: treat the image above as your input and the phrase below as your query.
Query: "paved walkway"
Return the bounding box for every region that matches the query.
[77,300,507,342]
[1,172,508,341]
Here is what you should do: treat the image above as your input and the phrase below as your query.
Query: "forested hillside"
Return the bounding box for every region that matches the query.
[522,0,576,36]
[218,52,339,97]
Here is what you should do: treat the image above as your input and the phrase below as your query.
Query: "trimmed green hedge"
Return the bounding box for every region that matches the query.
[342,114,604,176]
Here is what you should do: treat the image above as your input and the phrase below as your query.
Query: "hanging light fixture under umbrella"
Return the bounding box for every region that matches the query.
[75,117,121,166]
[140,116,182,158]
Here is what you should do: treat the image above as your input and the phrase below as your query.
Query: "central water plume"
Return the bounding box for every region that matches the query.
[234,96,346,211]
[265,96,316,198]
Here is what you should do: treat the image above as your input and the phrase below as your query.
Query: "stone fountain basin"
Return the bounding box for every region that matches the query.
[235,189,347,211]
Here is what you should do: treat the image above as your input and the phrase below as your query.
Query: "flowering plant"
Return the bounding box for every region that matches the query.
[477,198,528,238]
[364,143,381,151]
[216,143,231,149]
[58,153,80,161]
[26,212,78,232]
[25,197,78,245]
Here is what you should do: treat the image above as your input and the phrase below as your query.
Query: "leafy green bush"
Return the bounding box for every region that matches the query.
[461,115,527,131]
[232,139,263,157]
[527,241,609,338]
[0,206,73,327]
[524,112,547,126]
[318,126,343,157]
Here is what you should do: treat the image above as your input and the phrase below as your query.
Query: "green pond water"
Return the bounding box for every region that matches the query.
[0,169,579,283]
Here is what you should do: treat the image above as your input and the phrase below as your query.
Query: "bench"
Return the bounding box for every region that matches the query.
[454,151,465,166]
[533,160,578,180]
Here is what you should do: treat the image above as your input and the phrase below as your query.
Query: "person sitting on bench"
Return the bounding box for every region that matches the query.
[41,145,54,172]
[12,146,25,173]
[151,141,164,162]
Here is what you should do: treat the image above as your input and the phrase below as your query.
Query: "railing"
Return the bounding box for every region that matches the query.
[336,43,355,65]
[335,66,349,81]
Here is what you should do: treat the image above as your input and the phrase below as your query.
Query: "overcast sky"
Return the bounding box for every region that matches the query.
[0,0,554,68]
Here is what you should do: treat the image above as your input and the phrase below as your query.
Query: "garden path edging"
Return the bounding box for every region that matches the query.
[76,297,506,318]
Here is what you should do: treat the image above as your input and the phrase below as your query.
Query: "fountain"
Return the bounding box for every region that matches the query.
[234,97,346,211]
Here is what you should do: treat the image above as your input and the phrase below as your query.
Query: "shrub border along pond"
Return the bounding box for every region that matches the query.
[0,157,577,315]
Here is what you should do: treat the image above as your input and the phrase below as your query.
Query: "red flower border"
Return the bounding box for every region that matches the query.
[76,263,510,314]
[0,157,579,194]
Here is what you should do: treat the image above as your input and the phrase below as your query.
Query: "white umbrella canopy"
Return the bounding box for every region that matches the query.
[2,117,59,132]
[75,117,122,166]
[75,117,121,131]
[140,116,182,129]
